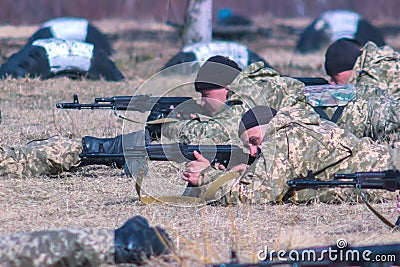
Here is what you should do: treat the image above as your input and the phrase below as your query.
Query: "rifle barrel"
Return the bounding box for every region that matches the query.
[287,179,357,188]
[55,103,115,109]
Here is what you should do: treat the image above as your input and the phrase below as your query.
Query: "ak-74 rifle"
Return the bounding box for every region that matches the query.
[56,94,203,140]
[287,170,400,228]
[207,242,400,267]
[80,142,255,169]
[287,170,400,191]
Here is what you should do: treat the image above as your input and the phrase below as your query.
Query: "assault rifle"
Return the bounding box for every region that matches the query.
[56,94,203,140]
[287,170,400,192]
[207,242,400,267]
[80,142,255,169]
[287,170,400,227]
[56,94,202,120]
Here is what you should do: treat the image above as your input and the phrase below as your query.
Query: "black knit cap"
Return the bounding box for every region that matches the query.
[324,38,362,76]
[194,55,242,92]
[238,106,277,137]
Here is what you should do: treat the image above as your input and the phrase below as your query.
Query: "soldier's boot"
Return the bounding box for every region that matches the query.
[79,131,147,169]
[114,216,173,265]
[80,135,125,168]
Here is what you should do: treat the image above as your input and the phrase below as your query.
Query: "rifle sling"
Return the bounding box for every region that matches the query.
[312,106,345,123]
[136,172,241,205]
[358,189,399,230]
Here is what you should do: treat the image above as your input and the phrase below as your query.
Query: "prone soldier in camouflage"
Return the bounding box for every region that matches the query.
[230,60,400,143]
[0,215,173,267]
[348,41,400,99]
[324,38,400,99]
[1,55,398,178]
[183,106,400,205]
[0,136,82,177]
[0,56,247,179]
[0,129,146,178]
[159,55,268,191]
[161,55,246,146]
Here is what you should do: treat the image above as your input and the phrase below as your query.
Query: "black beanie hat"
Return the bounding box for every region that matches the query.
[324,39,361,76]
[238,106,277,137]
[194,55,242,92]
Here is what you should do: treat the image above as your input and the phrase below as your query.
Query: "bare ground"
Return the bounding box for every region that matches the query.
[1,17,400,267]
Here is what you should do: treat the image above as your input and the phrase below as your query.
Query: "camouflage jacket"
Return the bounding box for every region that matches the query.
[232,62,400,143]
[160,103,245,146]
[202,109,400,204]
[161,62,304,145]
[0,228,114,267]
[348,41,400,99]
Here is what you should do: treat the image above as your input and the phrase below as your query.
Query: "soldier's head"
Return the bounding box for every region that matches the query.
[194,55,241,116]
[238,106,277,156]
[324,38,361,85]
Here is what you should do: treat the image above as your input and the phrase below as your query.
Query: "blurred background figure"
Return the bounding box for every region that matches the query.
[0,17,124,81]
[27,17,114,55]
[162,40,271,74]
[0,38,124,81]
[295,9,385,54]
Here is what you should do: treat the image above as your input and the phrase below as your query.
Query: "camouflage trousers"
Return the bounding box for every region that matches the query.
[0,228,115,267]
[0,137,82,177]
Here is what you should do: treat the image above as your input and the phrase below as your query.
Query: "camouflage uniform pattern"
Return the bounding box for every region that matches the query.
[348,41,400,99]
[0,136,82,177]
[326,84,400,143]
[160,63,278,189]
[161,62,303,146]
[198,109,400,204]
[0,228,115,267]
[229,62,306,111]
[231,62,400,143]
[161,104,245,146]
[160,91,248,188]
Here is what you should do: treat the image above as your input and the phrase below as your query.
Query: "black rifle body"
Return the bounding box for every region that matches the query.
[80,143,254,169]
[56,94,201,119]
[57,94,203,140]
[287,170,400,192]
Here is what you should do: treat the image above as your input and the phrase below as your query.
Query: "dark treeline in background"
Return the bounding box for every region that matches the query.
[1,0,400,25]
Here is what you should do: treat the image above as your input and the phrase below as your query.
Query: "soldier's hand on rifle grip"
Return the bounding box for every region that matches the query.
[182,150,210,186]
[218,163,247,174]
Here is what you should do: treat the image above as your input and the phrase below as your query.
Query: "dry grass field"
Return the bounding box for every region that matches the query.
[1,16,400,267]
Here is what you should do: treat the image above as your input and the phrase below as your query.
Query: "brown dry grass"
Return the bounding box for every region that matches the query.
[1,18,400,267]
